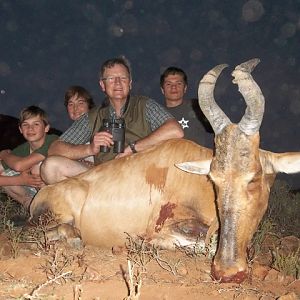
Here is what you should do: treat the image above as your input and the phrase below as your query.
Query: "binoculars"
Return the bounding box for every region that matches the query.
[100,117,125,153]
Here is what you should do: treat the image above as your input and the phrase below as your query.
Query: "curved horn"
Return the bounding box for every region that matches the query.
[198,64,232,134]
[232,58,265,135]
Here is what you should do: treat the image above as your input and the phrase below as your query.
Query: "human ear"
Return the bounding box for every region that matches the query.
[99,80,106,92]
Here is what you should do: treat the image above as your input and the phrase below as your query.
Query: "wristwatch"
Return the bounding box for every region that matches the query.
[129,141,137,153]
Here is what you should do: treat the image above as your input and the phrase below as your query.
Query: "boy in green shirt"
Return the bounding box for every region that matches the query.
[0,106,59,209]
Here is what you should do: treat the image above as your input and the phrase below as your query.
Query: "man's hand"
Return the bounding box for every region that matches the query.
[115,146,134,159]
[90,131,114,154]
[19,170,44,188]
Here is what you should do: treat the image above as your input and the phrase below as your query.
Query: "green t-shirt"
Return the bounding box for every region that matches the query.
[2,134,59,170]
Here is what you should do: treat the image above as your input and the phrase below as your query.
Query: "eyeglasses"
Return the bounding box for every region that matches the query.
[102,76,130,83]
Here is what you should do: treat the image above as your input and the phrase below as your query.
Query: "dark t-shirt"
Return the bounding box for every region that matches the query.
[165,99,214,148]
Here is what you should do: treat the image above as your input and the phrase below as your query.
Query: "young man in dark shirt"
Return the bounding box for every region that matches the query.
[160,66,213,148]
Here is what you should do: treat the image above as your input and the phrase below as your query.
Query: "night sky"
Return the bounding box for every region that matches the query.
[1,0,300,187]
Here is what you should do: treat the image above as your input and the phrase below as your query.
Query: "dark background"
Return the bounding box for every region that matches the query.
[1,0,300,188]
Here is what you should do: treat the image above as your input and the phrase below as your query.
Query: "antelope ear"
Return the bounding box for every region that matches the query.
[261,151,300,175]
[175,159,212,175]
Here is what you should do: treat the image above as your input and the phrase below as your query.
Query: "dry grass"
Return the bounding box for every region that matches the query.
[22,244,87,299]
[21,211,58,252]
[123,234,180,299]
[5,220,23,258]
[0,190,28,231]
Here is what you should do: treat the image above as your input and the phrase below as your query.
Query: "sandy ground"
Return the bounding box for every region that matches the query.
[0,231,299,300]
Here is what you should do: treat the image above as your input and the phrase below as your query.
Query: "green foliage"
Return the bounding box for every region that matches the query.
[251,180,299,251]
[249,179,300,278]
[266,179,300,237]
[272,247,300,279]
[250,219,275,258]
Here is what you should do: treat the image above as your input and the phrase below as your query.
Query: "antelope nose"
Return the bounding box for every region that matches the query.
[211,264,247,283]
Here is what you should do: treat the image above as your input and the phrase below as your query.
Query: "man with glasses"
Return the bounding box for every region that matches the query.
[41,57,183,184]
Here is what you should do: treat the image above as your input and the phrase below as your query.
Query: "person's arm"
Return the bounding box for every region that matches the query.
[0,171,43,187]
[48,113,94,159]
[132,118,183,152]
[0,150,44,172]
[145,98,184,137]
[117,99,184,157]
[118,118,183,157]
[48,140,96,159]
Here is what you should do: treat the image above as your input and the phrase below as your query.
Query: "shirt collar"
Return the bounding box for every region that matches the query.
[108,95,130,118]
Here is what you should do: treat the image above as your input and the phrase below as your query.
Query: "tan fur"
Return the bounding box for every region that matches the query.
[210,125,281,283]
[31,139,216,248]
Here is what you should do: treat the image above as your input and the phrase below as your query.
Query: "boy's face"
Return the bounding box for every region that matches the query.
[19,116,49,143]
[161,74,187,106]
[67,94,89,121]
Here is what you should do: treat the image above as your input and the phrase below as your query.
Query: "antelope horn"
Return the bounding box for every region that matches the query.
[198,64,232,135]
[232,58,265,135]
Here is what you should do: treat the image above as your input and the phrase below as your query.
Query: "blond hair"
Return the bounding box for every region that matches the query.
[19,105,49,126]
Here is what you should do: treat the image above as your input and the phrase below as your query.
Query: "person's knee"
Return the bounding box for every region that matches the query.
[40,156,63,184]
[40,156,87,185]
[31,162,42,176]
[40,157,53,180]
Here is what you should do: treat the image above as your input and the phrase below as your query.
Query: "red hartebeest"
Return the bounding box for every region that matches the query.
[177,58,300,282]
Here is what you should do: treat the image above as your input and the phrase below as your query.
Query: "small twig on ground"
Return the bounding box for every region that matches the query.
[23,271,72,299]
[73,284,82,300]
[151,247,180,276]
[123,260,142,300]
